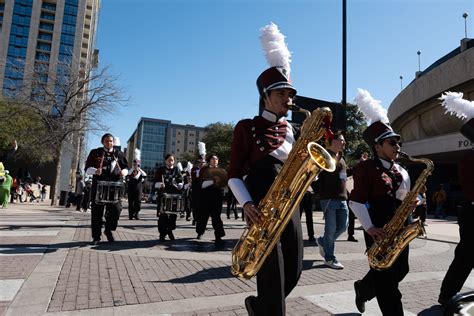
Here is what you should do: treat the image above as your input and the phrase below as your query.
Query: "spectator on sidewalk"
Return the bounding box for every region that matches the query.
[413,185,427,225]
[315,131,349,269]
[40,184,47,202]
[75,175,85,211]
[0,166,13,208]
[346,152,369,242]
[226,187,239,219]
[433,184,447,218]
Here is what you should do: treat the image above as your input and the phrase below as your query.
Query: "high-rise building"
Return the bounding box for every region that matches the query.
[127,117,206,175]
[0,0,100,192]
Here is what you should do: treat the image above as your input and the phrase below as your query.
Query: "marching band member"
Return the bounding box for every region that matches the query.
[190,158,204,225]
[227,23,303,316]
[85,133,128,245]
[349,89,411,315]
[195,153,225,246]
[127,149,146,220]
[154,153,183,241]
[438,92,474,306]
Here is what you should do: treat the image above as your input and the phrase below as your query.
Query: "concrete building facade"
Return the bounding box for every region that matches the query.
[387,38,474,212]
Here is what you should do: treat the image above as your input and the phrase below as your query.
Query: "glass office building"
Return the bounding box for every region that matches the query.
[0,0,101,191]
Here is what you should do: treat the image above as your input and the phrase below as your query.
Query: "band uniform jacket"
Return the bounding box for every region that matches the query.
[85,147,128,188]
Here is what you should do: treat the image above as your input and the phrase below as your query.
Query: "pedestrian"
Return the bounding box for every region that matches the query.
[300,187,316,242]
[349,89,413,315]
[85,133,128,245]
[315,131,349,269]
[413,185,427,225]
[75,174,85,211]
[438,92,474,305]
[0,165,13,208]
[127,149,146,220]
[154,153,183,241]
[433,184,447,218]
[227,23,303,316]
[195,153,226,246]
[40,184,47,202]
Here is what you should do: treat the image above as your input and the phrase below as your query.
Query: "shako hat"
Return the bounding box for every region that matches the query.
[440,91,474,142]
[133,148,141,164]
[256,23,296,97]
[354,88,400,148]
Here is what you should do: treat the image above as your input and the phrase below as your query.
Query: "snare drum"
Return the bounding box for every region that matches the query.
[95,181,124,204]
[160,193,182,215]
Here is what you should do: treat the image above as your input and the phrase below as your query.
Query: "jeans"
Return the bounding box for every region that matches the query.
[435,203,446,218]
[318,199,349,262]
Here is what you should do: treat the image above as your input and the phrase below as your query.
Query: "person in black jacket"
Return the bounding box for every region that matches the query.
[85,133,128,245]
[154,153,183,241]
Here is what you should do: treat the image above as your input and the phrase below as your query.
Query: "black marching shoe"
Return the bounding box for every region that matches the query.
[104,230,114,243]
[91,239,100,245]
[354,280,366,313]
[214,237,225,247]
[245,295,257,316]
[159,235,166,241]
[308,235,316,242]
[347,235,358,242]
[168,231,175,240]
[196,234,202,240]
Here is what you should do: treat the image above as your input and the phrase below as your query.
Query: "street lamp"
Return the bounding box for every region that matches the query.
[417,51,421,72]
[399,75,403,90]
[463,12,469,38]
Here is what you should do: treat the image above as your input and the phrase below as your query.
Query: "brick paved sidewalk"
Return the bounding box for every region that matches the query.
[1,202,472,315]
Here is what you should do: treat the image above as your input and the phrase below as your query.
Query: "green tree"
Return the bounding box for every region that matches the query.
[344,103,371,167]
[201,122,234,169]
[0,99,52,163]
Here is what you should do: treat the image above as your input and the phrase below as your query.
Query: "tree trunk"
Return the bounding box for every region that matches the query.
[50,148,63,206]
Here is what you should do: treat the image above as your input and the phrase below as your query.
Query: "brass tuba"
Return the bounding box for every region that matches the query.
[231,106,336,279]
[367,152,434,271]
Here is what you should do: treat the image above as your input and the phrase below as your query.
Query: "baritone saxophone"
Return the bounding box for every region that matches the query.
[367,152,434,271]
[231,106,336,279]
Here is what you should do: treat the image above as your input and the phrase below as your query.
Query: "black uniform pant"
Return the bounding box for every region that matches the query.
[91,201,121,240]
[128,190,142,218]
[255,210,303,316]
[357,247,409,316]
[196,193,225,238]
[299,192,314,237]
[347,207,356,237]
[158,213,177,235]
[439,202,474,300]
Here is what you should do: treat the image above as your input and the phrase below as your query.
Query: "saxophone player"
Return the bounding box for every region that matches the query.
[349,89,412,315]
[228,23,302,316]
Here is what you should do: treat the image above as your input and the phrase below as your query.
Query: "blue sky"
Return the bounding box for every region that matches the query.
[89,0,473,151]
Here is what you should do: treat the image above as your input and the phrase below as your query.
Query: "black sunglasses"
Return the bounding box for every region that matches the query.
[385,139,402,147]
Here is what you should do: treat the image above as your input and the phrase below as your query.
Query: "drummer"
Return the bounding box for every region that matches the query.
[85,133,128,245]
[195,153,226,247]
[154,153,183,241]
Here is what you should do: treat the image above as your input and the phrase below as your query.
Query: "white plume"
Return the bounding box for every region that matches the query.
[113,137,121,146]
[260,22,292,73]
[177,162,183,172]
[185,161,193,173]
[353,88,389,124]
[198,142,206,156]
[440,91,474,120]
[134,148,141,161]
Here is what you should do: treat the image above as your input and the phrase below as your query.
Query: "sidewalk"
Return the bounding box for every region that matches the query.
[0,202,471,316]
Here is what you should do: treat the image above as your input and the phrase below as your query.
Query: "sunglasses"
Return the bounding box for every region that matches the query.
[384,139,402,147]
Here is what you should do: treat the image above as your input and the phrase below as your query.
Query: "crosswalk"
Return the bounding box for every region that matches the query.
[0,209,71,309]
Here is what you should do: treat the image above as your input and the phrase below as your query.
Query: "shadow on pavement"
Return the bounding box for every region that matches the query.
[418,304,444,315]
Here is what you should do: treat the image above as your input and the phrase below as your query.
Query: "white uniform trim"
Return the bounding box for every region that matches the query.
[228,178,253,206]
